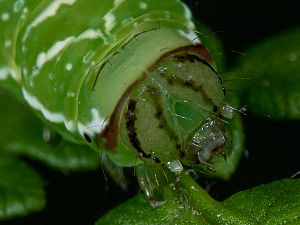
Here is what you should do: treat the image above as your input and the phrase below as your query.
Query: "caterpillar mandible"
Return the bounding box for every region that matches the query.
[0,0,241,204]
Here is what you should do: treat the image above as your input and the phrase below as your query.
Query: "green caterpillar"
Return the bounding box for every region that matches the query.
[0,0,241,203]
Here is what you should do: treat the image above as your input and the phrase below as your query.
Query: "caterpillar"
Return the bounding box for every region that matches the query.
[0,0,240,204]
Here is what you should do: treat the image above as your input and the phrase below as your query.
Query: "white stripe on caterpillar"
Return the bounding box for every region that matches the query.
[0,66,20,81]
[22,0,77,43]
[103,12,116,34]
[22,88,65,123]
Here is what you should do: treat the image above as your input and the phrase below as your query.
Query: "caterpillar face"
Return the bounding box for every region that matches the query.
[118,46,226,169]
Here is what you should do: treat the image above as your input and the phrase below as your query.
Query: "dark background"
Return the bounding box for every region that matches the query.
[2,1,300,224]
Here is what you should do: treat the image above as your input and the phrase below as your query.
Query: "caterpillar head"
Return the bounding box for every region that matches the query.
[117,45,229,172]
[83,28,235,175]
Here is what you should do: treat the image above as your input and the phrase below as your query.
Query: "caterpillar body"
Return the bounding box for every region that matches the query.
[0,0,240,202]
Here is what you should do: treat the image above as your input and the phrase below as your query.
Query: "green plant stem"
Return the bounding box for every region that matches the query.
[179,174,254,224]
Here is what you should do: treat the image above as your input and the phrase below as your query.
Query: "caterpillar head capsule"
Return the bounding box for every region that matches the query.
[118,44,229,173]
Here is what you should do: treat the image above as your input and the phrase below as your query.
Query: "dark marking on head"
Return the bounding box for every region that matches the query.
[101,80,143,150]
[173,52,216,75]
[222,86,226,95]
[146,86,178,143]
[154,44,214,65]
[157,53,219,110]
[217,76,226,95]
[126,99,151,159]
[155,110,162,118]
[183,80,199,92]
[153,157,161,163]
[84,133,92,143]
[160,73,217,109]
[158,124,164,129]
[148,44,216,77]
[213,105,218,113]
[128,99,136,113]
[174,54,199,63]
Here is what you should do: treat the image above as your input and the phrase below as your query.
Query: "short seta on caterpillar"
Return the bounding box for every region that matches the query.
[0,0,237,204]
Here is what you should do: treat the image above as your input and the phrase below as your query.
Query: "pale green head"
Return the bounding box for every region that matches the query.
[119,46,226,168]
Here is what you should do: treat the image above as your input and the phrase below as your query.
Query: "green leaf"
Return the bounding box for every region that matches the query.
[223,179,300,225]
[96,174,253,225]
[0,89,101,171]
[96,193,209,225]
[228,27,300,119]
[97,175,300,225]
[0,154,45,220]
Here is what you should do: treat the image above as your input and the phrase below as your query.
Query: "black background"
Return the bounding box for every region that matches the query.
[2,1,300,224]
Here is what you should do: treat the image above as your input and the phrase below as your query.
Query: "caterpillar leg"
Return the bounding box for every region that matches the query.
[100,153,127,190]
[136,163,177,207]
